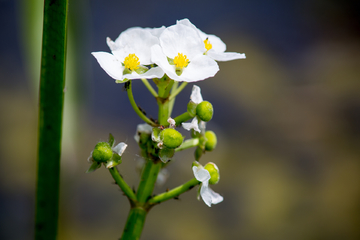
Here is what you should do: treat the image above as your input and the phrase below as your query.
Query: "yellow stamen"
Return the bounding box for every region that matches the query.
[204,38,212,52]
[124,53,140,71]
[173,53,189,69]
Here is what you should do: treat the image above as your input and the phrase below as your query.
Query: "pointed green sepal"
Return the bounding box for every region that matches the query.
[105,153,122,169]
[159,148,175,163]
[108,133,115,147]
[86,161,102,173]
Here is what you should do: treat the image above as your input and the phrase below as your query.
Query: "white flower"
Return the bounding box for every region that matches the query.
[151,23,219,82]
[177,19,246,61]
[192,165,223,207]
[182,117,200,133]
[111,142,128,156]
[92,27,164,82]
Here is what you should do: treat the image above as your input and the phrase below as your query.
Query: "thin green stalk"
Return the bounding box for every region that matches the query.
[168,81,178,116]
[173,112,192,126]
[121,206,148,240]
[169,82,188,101]
[175,138,199,152]
[35,0,68,240]
[148,178,200,205]
[109,167,137,202]
[127,80,157,126]
[136,159,162,203]
[141,78,158,98]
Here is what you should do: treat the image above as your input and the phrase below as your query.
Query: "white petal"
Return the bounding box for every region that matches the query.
[192,166,210,183]
[200,184,223,207]
[182,117,200,132]
[144,26,166,37]
[207,34,226,53]
[167,117,176,128]
[159,24,205,59]
[176,18,208,41]
[123,66,164,80]
[190,85,203,104]
[106,37,118,51]
[179,54,219,82]
[91,52,124,80]
[207,51,246,61]
[112,142,127,156]
[137,123,153,134]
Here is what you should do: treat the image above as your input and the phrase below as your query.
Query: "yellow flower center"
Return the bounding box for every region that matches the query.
[173,53,189,69]
[204,38,212,52]
[123,53,140,71]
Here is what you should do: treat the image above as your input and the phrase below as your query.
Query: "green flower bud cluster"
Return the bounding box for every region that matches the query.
[86,134,125,173]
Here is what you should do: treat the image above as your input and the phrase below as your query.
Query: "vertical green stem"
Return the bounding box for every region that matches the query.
[121,207,148,240]
[136,160,162,203]
[35,1,68,240]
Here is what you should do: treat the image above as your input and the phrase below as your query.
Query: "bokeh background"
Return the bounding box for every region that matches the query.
[1,0,360,239]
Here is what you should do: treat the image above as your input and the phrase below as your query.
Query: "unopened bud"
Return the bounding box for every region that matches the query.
[92,142,113,162]
[160,128,183,149]
[205,131,217,151]
[187,101,197,117]
[204,162,220,185]
[196,101,213,122]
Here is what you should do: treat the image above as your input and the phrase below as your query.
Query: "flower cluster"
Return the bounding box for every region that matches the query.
[92,19,245,83]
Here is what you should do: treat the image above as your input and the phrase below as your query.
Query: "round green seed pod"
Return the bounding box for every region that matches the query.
[92,142,113,162]
[204,162,220,185]
[196,101,213,122]
[160,128,183,149]
[205,131,217,151]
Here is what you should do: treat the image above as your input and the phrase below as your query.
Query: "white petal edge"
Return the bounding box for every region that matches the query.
[179,54,219,82]
[207,51,246,61]
[167,117,176,128]
[182,117,200,133]
[123,66,164,80]
[112,142,128,156]
[192,166,210,183]
[91,52,124,80]
[200,184,223,207]
[190,85,203,104]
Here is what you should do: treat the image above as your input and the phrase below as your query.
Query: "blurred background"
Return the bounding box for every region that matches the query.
[1,0,360,239]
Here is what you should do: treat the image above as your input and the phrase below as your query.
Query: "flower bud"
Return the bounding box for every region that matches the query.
[187,101,197,117]
[205,131,217,151]
[160,128,183,149]
[92,142,113,162]
[196,101,213,122]
[204,162,220,185]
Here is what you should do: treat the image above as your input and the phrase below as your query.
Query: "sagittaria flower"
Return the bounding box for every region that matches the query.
[193,164,223,207]
[92,27,164,82]
[151,23,219,82]
[177,19,246,61]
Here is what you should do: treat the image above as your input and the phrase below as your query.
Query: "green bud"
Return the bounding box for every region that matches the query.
[160,128,183,149]
[92,142,113,162]
[205,131,217,151]
[204,162,220,185]
[196,101,213,122]
[187,101,197,117]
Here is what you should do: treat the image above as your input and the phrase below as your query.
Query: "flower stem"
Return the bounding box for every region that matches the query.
[148,178,200,205]
[35,1,68,239]
[136,159,162,203]
[169,82,188,101]
[168,81,178,117]
[108,167,137,203]
[173,112,192,126]
[127,80,157,126]
[175,138,199,152]
[141,78,158,98]
[120,206,148,240]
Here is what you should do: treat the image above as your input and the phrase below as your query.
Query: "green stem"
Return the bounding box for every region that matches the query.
[148,178,200,205]
[157,99,170,126]
[136,159,162,203]
[168,82,188,101]
[173,112,192,126]
[141,78,158,98]
[127,80,157,126]
[175,138,199,152]
[35,1,68,240]
[121,206,148,240]
[168,81,178,117]
[109,167,137,203]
